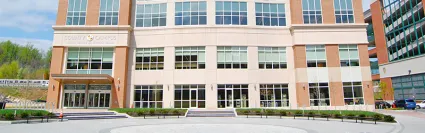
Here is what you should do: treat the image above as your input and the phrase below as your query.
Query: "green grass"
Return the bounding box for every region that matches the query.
[109,108,187,117]
[0,109,50,121]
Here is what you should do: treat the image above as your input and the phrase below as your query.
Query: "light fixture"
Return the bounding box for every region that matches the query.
[254,85,257,91]
[168,85,169,91]
[52,85,55,91]
[211,85,213,91]
[303,84,306,90]
[73,81,76,83]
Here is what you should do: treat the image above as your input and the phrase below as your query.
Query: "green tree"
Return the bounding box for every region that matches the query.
[0,61,20,79]
[0,41,19,64]
[18,44,42,67]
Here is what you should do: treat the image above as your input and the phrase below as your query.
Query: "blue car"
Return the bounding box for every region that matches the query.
[394,99,417,110]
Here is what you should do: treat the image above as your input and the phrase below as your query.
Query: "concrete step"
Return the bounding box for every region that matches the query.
[54,112,127,120]
[186,109,236,117]
[54,112,116,116]
[64,115,127,120]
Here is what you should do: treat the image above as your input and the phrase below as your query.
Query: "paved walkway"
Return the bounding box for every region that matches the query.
[377,110,425,133]
[0,116,397,133]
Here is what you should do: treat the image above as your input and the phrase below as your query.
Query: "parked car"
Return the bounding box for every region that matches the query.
[416,100,425,109]
[393,99,417,110]
[375,101,391,109]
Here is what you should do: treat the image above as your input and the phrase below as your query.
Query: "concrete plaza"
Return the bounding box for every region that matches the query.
[1,110,424,133]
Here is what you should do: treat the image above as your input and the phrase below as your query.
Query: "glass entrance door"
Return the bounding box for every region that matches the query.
[190,89,197,108]
[226,89,233,108]
[63,85,86,108]
[87,85,111,108]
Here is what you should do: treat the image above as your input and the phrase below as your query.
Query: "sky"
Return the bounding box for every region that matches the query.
[0,0,372,52]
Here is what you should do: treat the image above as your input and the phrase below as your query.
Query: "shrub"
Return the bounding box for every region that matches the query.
[279,110,287,116]
[242,110,250,115]
[47,112,55,117]
[32,112,43,116]
[383,115,395,122]
[5,114,15,120]
[20,112,29,119]
[346,113,355,119]
[173,110,181,115]
[160,109,169,114]
[372,114,382,121]
[295,111,302,115]
[265,110,275,115]
[358,114,366,120]
[334,113,342,118]
[137,111,146,116]
[307,111,315,116]
[148,110,156,116]
[255,110,262,115]
[320,113,328,118]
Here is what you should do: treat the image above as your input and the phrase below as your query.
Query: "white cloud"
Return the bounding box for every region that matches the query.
[0,37,52,52]
[0,0,58,32]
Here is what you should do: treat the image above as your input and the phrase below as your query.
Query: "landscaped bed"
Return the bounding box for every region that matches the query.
[236,109,396,123]
[0,109,52,121]
[110,108,187,118]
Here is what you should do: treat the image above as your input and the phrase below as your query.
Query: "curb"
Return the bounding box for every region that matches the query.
[0,119,68,124]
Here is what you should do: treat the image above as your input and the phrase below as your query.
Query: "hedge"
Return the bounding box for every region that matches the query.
[0,109,50,121]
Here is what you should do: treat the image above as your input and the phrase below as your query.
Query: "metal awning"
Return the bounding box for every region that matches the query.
[51,74,114,83]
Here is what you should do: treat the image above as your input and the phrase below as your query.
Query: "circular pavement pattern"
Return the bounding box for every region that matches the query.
[110,124,308,133]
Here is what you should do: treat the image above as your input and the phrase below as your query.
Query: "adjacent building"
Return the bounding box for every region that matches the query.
[46,0,373,110]
[368,0,425,102]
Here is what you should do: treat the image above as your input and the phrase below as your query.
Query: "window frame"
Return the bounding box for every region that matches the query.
[258,47,287,69]
[134,85,163,108]
[259,84,289,108]
[339,44,360,67]
[333,0,355,23]
[175,1,207,25]
[135,48,165,70]
[302,0,323,24]
[135,3,167,27]
[343,82,364,105]
[306,45,327,67]
[217,46,248,69]
[65,47,114,75]
[175,46,206,69]
[174,84,206,108]
[308,82,331,106]
[66,0,88,25]
[217,84,249,108]
[215,1,248,25]
[255,2,286,26]
[99,0,120,25]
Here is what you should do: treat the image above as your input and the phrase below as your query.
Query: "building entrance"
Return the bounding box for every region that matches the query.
[63,84,111,109]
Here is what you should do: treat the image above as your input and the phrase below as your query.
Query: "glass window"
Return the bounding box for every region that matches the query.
[334,0,354,23]
[306,45,326,67]
[134,85,163,108]
[343,82,364,105]
[175,46,206,69]
[215,1,247,25]
[99,0,120,25]
[258,47,287,69]
[66,0,88,25]
[309,83,330,106]
[174,84,206,108]
[135,3,167,27]
[260,84,289,107]
[217,84,249,108]
[65,47,113,75]
[217,46,248,69]
[302,0,322,24]
[255,3,286,26]
[135,48,164,70]
[339,44,359,67]
[175,1,207,25]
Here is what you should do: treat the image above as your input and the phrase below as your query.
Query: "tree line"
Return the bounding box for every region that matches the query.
[0,41,52,79]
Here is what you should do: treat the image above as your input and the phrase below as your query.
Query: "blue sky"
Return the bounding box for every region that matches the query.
[0,0,372,52]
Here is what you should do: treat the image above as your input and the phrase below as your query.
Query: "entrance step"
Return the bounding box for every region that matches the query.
[54,112,127,120]
[186,109,236,117]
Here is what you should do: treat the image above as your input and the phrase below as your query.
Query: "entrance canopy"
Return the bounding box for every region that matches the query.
[51,74,114,84]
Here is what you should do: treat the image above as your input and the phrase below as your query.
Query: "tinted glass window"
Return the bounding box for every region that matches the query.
[406,100,414,102]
